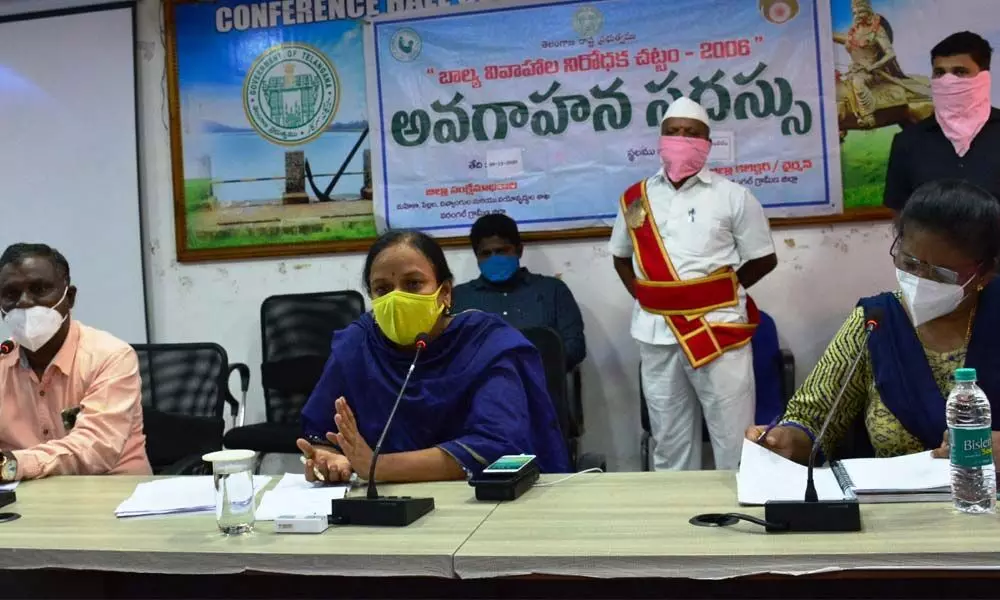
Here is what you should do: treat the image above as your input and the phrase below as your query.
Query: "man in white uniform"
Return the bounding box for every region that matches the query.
[609,97,777,471]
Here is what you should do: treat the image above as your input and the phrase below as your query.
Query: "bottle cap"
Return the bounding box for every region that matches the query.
[955,368,978,382]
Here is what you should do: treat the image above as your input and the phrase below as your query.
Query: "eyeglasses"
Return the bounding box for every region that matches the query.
[890,238,978,286]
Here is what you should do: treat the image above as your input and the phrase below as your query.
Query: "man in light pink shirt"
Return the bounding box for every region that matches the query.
[0,243,151,481]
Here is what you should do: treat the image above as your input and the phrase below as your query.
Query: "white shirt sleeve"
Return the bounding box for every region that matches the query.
[608,204,634,258]
[731,188,775,262]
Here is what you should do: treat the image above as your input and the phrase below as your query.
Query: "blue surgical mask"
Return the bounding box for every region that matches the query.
[479,255,520,283]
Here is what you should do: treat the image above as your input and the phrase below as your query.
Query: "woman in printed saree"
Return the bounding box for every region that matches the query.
[298,230,569,483]
[747,179,1000,464]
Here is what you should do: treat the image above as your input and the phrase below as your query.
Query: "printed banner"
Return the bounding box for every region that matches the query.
[169,0,487,259]
[832,0,1000,210]
[366,0,842,236]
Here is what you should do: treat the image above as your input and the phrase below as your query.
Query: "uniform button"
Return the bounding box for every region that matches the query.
[503,293,508,297]
[39,391,45,397]
[503,311,508,316]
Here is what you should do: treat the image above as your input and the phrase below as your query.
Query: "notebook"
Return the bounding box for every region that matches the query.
[832,451,950,503]
[737,440,952,505]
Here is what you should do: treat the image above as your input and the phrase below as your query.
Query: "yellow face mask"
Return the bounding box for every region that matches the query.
[371,287,445,346]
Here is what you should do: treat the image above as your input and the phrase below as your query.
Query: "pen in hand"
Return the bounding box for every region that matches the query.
[299,454,360,488]
[299,454,326,482]
[756,417,780,444]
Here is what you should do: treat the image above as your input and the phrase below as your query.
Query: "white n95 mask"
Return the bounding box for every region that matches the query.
[1,287,69,352]
[896,268,971,328]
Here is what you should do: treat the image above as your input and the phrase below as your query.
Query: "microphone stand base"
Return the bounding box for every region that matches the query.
[764,499,861,533]
[330,496,434,527]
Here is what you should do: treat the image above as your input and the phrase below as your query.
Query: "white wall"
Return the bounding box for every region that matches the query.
[133,0,897,471]
[0,5,146,343]
[0,0,126,17]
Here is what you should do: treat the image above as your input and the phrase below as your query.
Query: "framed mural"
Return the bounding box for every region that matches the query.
[166,0,379,261]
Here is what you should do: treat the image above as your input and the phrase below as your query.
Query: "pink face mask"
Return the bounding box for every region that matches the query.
[658,136,711,183]
[931,71,992,157]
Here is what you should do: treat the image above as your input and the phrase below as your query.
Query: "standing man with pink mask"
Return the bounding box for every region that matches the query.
[0,243,151,481]
[885,32,1000,212]
[609,97,777,471]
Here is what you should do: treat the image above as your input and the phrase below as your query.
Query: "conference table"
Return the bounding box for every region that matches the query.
[2,472,1000,598]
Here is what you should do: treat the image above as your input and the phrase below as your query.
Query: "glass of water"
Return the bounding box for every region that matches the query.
[202,449,257,535]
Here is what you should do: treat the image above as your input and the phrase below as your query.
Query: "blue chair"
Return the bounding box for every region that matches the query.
[639,310,795,471]
[752,311,792,425]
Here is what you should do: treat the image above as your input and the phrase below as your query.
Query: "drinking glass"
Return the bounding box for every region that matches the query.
[202,449,257,535]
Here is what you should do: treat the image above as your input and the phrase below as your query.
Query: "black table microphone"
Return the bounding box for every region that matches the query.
[763,307,883,532]
[329,333,435,526]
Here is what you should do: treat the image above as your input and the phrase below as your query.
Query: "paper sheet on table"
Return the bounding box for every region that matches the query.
[837,451,949,493]
[114,475,272,518]
[0,482,18,492]
[736,439,846,505]
[273,472,323,491]
[255,473,348,520]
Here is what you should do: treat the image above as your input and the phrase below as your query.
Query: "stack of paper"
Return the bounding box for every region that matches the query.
[255,473,349,521]
[114,475,271,518]
[736,440,846,505]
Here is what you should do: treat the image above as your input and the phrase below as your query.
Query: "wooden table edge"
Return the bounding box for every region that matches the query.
[452,551,1000,580]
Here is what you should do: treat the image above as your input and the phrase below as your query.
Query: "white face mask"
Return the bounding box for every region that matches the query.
[896,268,973,327]
[1,287,69,352]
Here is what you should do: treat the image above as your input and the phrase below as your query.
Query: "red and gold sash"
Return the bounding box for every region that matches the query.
[622,180,759,368]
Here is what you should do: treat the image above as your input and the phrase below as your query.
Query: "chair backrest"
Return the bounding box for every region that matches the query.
[519,327,572,443]
[132,343,229,418]
[131,343,230,472]
[752,310,786,424]
[260,290,365,424]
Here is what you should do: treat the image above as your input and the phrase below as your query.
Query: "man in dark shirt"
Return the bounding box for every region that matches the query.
[452,214,586,369]
[884,31,1000,212]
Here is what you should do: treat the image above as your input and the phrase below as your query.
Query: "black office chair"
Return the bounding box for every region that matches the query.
[520,327,606,472]
[223,290,365,466]
[132,343,250,475]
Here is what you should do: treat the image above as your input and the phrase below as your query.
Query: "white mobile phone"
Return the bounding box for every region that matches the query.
[482,454,536,474]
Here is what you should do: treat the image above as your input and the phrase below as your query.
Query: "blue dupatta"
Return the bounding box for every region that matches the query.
[859,281,1000,449]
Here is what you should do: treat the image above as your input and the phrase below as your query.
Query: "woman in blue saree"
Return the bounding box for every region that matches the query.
[746,180,1000,464]
[298,230,569,483]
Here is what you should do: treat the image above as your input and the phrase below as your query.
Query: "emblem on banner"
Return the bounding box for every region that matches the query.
[572,6,603,38]
[625,199,647,229]
[243,43,340,146]
[391,27,422,62]
[760,0,799,24]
